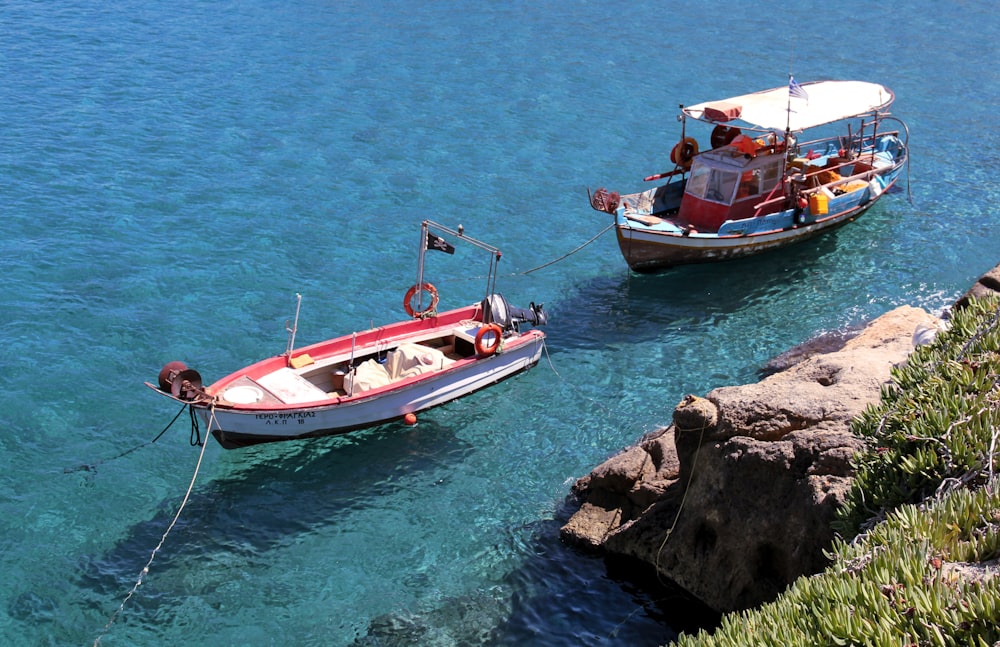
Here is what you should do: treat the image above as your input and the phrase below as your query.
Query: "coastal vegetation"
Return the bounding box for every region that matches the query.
[673,296,1000,646]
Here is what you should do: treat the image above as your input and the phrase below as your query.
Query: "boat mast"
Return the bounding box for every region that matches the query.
[784,74,793,154]
[414,220,429,312]
[284,292,302,364]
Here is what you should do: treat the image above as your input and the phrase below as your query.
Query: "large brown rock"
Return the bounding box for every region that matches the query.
[560,305,942,613]
[954,264,1000,310]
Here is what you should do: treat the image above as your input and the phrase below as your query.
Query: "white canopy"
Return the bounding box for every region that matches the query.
[683,80,895,132]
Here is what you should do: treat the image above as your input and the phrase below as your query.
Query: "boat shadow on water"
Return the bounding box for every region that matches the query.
[68,419,475,625]
[547,230,844,353]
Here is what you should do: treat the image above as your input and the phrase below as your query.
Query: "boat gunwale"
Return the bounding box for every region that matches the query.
[201,327,546,413]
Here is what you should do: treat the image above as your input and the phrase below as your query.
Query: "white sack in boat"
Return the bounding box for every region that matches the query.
[386,343,452,380]
[344,359,391,394]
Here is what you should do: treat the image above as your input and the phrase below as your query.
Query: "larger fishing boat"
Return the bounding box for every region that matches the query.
[588,79,909,272]
[148,221,547,449]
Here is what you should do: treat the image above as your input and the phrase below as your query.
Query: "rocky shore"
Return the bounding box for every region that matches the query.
[560,263,1000,615]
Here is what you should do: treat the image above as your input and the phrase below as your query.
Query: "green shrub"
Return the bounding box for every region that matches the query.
[674,484,1000,647]
[837,296,1000,536]
[672,296,1000,647]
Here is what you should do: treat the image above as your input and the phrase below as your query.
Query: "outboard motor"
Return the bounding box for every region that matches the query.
[482,293,513,328]
[482,293,547,329]
[524,302,547,326]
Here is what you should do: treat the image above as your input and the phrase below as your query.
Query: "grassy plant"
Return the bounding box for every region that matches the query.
[674,485,1000,647]
[838,296,1000,535]
[671,297,1000,647]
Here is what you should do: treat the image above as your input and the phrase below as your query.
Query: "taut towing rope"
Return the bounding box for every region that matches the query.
[519,223,615,275]
[436,223,616,284]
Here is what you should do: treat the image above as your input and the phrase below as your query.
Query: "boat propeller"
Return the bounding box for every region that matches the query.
[157,361,205,402]
[522,302,547,326]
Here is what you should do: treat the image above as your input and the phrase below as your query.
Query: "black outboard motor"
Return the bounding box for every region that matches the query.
[482,294,547,329]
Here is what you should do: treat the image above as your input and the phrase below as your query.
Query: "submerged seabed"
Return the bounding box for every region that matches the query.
[0,1,997,644]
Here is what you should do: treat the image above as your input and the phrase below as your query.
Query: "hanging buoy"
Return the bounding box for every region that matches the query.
[474,324,503,356]
[403,282,439,318]
[404,413,417,425]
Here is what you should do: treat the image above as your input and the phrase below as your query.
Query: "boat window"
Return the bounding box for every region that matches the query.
[685,164,711,199]
[685,165,739,204]
[705,170,738,203]
[761,160,782,191]
[737,169,761,199]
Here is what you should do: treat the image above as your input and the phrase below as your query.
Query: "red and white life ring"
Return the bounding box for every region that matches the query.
[403,282,439,318]
[474,324,503,356]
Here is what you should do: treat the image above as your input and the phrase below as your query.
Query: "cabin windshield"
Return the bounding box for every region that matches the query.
[685,162,739,205]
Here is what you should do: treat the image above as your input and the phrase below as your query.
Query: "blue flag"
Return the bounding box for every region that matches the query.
[789,76,809,101]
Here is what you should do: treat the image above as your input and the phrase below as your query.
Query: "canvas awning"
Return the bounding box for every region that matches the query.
[682,80,895,132]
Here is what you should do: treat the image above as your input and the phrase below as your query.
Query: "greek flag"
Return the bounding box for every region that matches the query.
[789,76,809,101]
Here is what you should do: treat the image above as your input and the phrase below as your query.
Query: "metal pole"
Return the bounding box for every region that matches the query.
[415,221,429,312]
[285,293,302,364]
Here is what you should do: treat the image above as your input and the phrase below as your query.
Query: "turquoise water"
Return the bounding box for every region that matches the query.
[1,1,997,644]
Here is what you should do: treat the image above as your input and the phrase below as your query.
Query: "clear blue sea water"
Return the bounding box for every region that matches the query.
[1,1,997,645]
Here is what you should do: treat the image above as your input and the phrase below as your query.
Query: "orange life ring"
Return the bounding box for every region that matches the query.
[670,137,699,169]
[474,324,503,356]
[403,282,439,318]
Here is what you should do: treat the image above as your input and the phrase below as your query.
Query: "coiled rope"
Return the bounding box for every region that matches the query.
[92,404,217,646]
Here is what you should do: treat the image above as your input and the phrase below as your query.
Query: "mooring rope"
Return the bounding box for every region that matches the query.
[519,223,614,275]
[654,419,707,585]
[93,404,217,646]
[65,404,189,475]
[432,223,615,285]
[540,339,612,417]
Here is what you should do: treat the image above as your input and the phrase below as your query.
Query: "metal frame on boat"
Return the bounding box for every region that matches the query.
[589,79,910,272]
[147,221,547,449]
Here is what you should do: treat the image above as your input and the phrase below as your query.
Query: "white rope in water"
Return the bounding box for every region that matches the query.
[93,405,216,646]
[541,339,612,417]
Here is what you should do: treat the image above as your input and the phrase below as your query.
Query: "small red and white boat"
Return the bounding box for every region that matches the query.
[148,221,547,449]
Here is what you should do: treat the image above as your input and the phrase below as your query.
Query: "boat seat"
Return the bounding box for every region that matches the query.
[257,367,330,404]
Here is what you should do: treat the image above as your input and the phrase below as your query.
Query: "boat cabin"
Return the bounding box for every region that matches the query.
[679,142,786,231]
